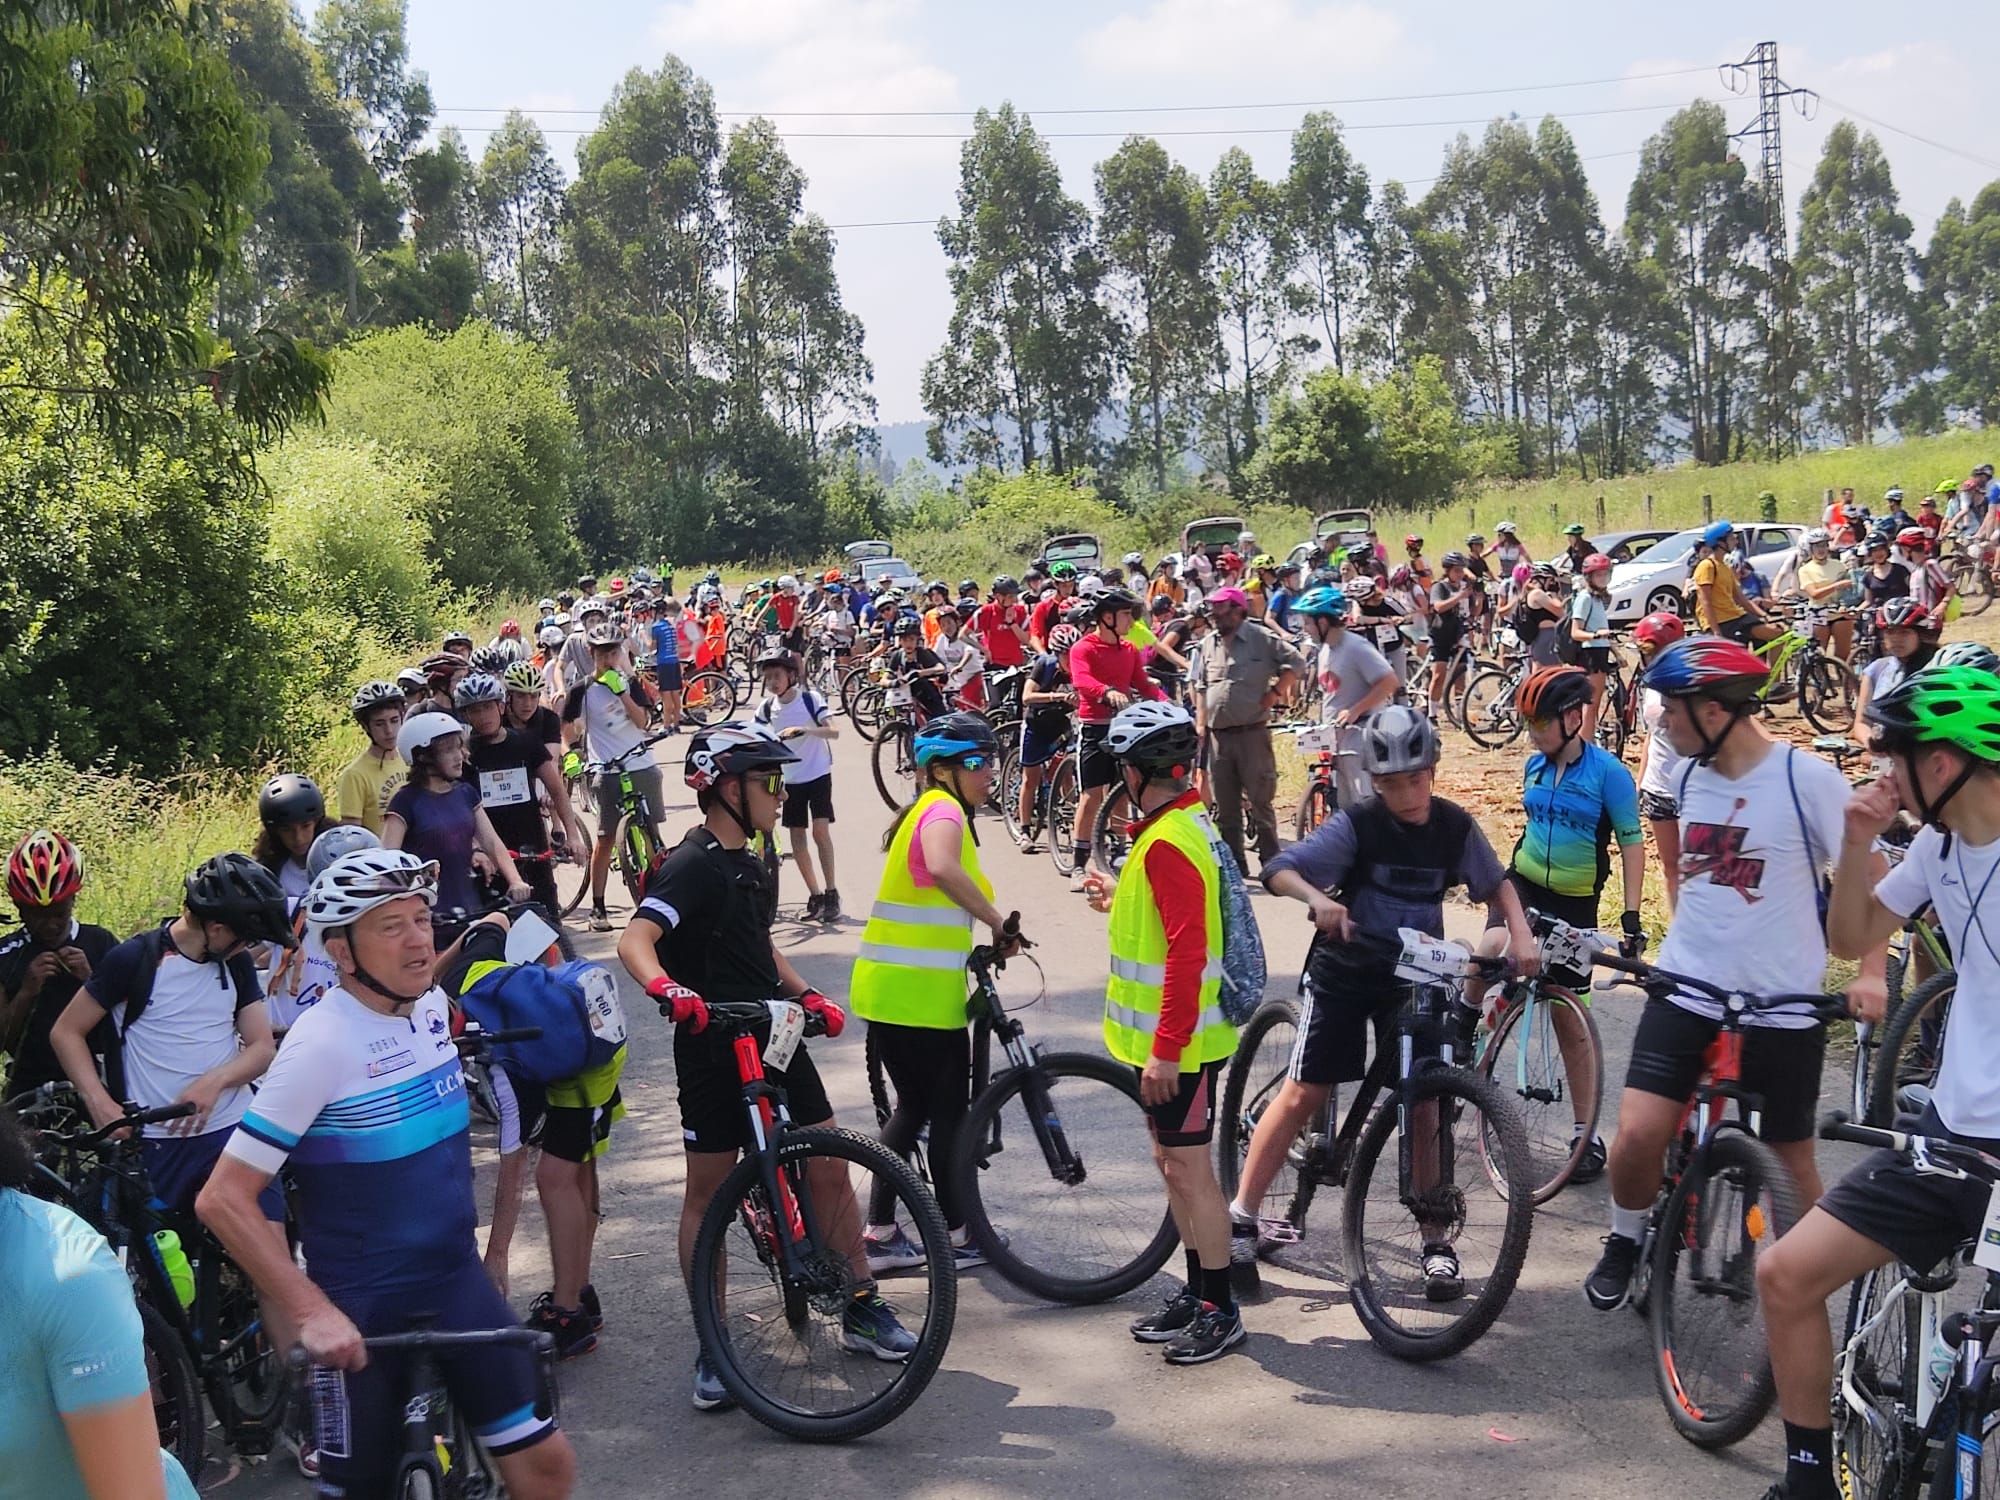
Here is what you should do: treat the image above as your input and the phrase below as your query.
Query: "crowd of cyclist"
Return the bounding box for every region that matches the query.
[6,459,2000,1498]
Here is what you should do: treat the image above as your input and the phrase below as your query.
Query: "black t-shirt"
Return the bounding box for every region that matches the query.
[512,705,562,749]
[1356,599,1404,653]
[1860,563,1912,607]
[891,646,947,715]
[0,922,119,1095]
[468,729,553,855]
[637,828,779,1002]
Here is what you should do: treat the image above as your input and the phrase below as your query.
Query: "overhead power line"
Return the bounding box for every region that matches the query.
[1813,93,2000,173]
[428,64,1711,121]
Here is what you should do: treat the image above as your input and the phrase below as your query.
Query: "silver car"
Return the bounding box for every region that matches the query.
[1605,523,1805,625]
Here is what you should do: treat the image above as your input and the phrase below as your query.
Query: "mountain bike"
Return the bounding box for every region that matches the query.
[1217,930,1535,1361]
[863,925,1177,1304]
[1579,944,1851,1447]
[1459,655,1529,749]
[869,673,928,812]
[998,737,1077,862]
[1754,607,1861,734]
[291,1324,558,1499]
[1822,1111,2000,1498]
[585,730,671,905]
[1279,722,1355,839]
[20,1091,279,1480]
[1593,639,1643,761]
[1945,536,1995,618]
[677,665,740,728]
[661,994,955,1441]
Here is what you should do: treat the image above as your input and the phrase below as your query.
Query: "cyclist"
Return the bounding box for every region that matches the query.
[1292,585,1396,808]
[1493,520,1530,576]
[1564,552,1619,739]
[1691,521,1778,644]
[1072,588,1167,889]
[1028,562,1079,650]
[615,724,915,1411]
[1462,533,1494,642]
[1425,551,1475,717]
[1856,529,1911,616]
[1013,622,1081,853]
[1513,563,1570,667]
[1081,702,1242,1363]
[503,662,564,762]
[417,651,467,715]
[886,616,950,719]
[1245,706,1535,1297]
[1790,528,1855,661]
[558,598,609,695]
[1630,612,1691,910]
[974,576,1030,672]
[0,831,117,1098]
[1344,575,1410,686]
[853,713,1022,1275]
[1851,596,1940,733]
[561,621,661,932]
[1557,522,1590,572]
[396,667,429,711]
[1266,560,1302,633]
[932,601,986,708]
[1900,525,1953,620]
[1583,638,1886,1313]
[335,680,406,834]
[197,850,575,1498]
[264,825,380,1034]
[252,772,333,900]
[459,672,589,918]
[385,712,531,934]
[0,1105,200,1498]
[442,629,474,661]
[752,648,842,922]
[1754,662,2000,1500]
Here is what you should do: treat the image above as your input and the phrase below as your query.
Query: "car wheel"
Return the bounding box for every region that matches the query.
[1644,585,1682,617]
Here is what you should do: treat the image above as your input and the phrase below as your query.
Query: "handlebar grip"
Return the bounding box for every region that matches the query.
[126,1101,198,1129]
[465,1026,545,1045]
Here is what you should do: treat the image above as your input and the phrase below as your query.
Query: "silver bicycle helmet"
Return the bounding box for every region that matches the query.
[1353,705,1440,775]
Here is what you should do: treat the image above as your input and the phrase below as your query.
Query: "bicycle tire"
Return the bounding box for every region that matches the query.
[1834,1264,1917,1500]
[549,846,591,918]
[998,746,1034,845]
[1951,557,1993,618]
[680,670,739,728]
[1802,655,1860,736]
[1649,1127,1801,1448]
[690,1126,955,1441]
[1460,668,1525,749]
[848,685,887,744]
[1342,1067,1534,1361]
[141,1296,206,1481]
[1594,687,1629,760]
[395,1458,442,1499]
[1294,776,1336,840]
[947,1051,1177,1304]
[613,813,658,907]
[210,1251,286,1436]
[1046,764,1080,876]
[1867,971,1957,1128]
[1476,986,1603,1205]
[1216,998,1320,1243]
[1088,784,1132,877]
[871,718,916,812]
[864,1025,894,1131]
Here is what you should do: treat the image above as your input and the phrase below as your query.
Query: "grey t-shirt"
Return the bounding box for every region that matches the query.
[1312,631,1394,719]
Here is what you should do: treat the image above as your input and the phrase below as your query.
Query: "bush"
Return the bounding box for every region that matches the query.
[1245,369,1386,510]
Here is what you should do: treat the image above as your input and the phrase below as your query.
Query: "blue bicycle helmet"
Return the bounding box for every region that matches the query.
[1292,584,1349,618]
[913,711,1000,767]
[1701,520,1735,547]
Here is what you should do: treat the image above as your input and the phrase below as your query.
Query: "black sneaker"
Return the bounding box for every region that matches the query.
[579,1282,603,1334]
[1162,1303,1247,1365]
[803,891,824,921]
[1129,1285,1203,1343]
[1570,1134,1608,1186]
[1585,1233,1643,1311]
[1421,1242,1465,1303]
[819,888,841,923]
[1228,1215,1263,1297]
[527,1298,598,1360]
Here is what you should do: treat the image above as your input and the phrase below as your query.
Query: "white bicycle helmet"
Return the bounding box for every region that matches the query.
[778,574,798,595]
[303,848,439,933]
[537,625,564,649]
[1104,701,1199,771]
[1354,704,1440,775]
[397,711,466,766]
[1346,575,1380,600]
[1804,526,1830,547]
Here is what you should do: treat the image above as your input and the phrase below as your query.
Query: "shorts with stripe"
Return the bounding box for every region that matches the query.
[309,1259,557,1497]
[1290,965,1400,1087]
[1138,1059,1224,1146]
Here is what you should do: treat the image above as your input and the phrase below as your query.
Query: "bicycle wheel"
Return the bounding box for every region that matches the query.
[1834,1265,1915,1500]
[210,1252,286,1435]
[848,686,886,744]
[1867,971,1956,1128]
[1594,687,1629,760]
[1216,998,1320,1242]
[863,1025,896,1133]
[998,746,1034,846]
[1046,763,1079,876]
[680,670,739,728]
[1294,775,1336,839]
[1088,784,1132,877]
[141,1297,205,1481]
[871,719,917,812]
[1342,1067,1534,1361]
[1475,986,1602,1205]
[1460,669,1524,749]
[548,845,591,918]
[690,1126,954,1441]
[1952,557,1993,617]
[948,1051,1177,1304]
[1649,1127,1801,1448]
[1801,655,1860,735]
[613,813,658,906]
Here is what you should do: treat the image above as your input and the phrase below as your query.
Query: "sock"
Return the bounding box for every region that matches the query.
[1184,1248,1201,1290]
[1200,1264,1236,1314]
[1228,1198,1255,1224]
[1610,1204,1649,1242]
[949,1226,970,1248]
[1072,841,1090,870]
[1782,1422,1836,1497]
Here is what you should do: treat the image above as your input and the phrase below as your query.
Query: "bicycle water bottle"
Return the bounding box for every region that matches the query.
[153,1230,196,1309]
[1924,1317,1956,1410]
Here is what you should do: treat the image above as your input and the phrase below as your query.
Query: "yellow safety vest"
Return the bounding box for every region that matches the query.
[1103,802,1234,1071]
[851,789,993,1029]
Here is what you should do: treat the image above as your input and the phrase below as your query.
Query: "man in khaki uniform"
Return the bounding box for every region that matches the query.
[1196,587,1303,872]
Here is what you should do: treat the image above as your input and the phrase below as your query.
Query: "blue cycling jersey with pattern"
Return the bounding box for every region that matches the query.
[1512,741,1643,899]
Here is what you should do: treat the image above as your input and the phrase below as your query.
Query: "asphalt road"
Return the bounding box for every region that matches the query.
[223,721,1865,1500]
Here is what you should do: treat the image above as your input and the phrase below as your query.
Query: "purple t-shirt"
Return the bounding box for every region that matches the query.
[386,780,482,913]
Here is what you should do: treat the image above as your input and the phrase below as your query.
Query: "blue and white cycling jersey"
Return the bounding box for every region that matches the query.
[224,985,476,1297]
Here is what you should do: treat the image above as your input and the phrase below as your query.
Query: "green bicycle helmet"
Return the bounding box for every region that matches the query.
[1865,663,2000,834]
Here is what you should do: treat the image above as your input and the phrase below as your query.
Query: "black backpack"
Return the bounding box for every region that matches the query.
[99,923,258,1100]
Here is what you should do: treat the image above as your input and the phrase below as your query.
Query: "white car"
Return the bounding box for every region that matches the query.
[1605,523,1806,625]
[858,556,923,596]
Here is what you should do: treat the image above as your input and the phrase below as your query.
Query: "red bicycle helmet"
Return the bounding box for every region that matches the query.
[1876,597,1936,634]
[1896,526,1929,552]
[7,830,83,907]
[1640,637,1770,706]
[1580,552,1614,575]
[1404,534,1424,550]
[1632,611,1685,654]
[1517,666,1594,724]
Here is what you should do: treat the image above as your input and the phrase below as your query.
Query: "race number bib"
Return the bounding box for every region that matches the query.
[1395,929,1472,984]
[886,683,913,708]
[478,766,531,807]
[763,1001,806,1071]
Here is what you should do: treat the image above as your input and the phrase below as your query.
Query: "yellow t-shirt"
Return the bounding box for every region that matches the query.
[1689,555,1746,629]
[1797,556,1849,604]
[336,749,405,835]
[1124,619,1157,649]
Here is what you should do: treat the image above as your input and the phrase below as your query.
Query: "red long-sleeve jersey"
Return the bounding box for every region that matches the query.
[1067,634,1165,723]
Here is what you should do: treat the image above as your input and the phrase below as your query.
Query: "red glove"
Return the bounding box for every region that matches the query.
[797,988,844,1039]
[647,975,708,1032]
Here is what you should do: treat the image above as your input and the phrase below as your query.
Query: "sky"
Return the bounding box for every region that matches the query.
[405,1,2000,425]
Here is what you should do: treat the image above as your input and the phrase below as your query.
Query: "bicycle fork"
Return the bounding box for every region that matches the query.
[734,1035,814,1274]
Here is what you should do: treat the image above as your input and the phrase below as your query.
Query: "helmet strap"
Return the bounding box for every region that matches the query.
[1690,698,1755,767]
[1899,748,1979,853]
[334,926,428,1012]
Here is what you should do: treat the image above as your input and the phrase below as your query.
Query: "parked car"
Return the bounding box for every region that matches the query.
[1605,523,1805,625]
[858,555,924,596]
[1551,528,1679,572]
[1181,516,1246,564]
[1284,508,1378,572]
[1037,533,1103,573]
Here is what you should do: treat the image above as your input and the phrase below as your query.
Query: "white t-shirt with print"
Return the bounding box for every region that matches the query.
[1876,824,2000,1137]
[1654,742,1849,1029]
[1638,689,1688,799]
[756,689,834,782]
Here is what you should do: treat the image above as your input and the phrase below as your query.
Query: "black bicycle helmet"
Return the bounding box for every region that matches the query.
[993,574,1019,595]
[186,852,296,948]
[1093,587,1141,620]
[257,772,325,829]
[470,644,511,675]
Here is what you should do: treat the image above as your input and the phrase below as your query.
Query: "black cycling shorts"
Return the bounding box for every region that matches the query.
[1623,999,1826,1144]
[781,774,835,829]
[513,1078,623,1165]
[1140,1059,1224,1147]
[1820,1103,2000,1271]
[674,1026,832,1153]
[1077,722,1119,790]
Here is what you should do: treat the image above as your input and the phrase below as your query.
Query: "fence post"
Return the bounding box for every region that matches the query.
[1702,492,1713,525]
[1644,493,1653,524]
[1549,502,1559,530]
[1596,494,1607,530]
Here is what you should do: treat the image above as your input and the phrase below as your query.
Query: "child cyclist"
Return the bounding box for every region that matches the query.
[1292,584,1398,811]
[1237,705,1537,1298]
[1755,662,2000,1500]
[752,648,842,922]
[1013,623,1082,852]
[1629,611,1691,910]
[851,713,1024,1275]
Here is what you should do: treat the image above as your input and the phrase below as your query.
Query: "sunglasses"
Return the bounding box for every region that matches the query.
[955,754,991,771]
[753,772,785,796]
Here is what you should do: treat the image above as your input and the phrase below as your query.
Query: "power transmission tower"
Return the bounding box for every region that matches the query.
[1723,42,1817,456]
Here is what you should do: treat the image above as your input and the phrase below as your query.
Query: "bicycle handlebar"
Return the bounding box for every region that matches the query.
[456,1025,545,1051]
[1820,1109,2000,1186]
[285,1327,557,1371]
[1587,948,1849,1021]
[660,997,836,1039]
[46,1099,199,1148]
[586,729,674,774]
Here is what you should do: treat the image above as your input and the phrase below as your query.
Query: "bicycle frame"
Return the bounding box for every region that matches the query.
[717,1007,835,1288]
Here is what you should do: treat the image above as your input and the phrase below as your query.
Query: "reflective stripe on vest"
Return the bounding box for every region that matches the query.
[1103,804,1235,1070]
[849,789,994,1029]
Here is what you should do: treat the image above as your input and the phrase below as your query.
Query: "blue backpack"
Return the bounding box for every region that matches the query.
[458,959,628,1086]
[1194,811,1268,1025]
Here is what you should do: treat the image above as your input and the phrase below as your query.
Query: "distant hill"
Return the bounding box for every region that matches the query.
[876,419,938,475]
